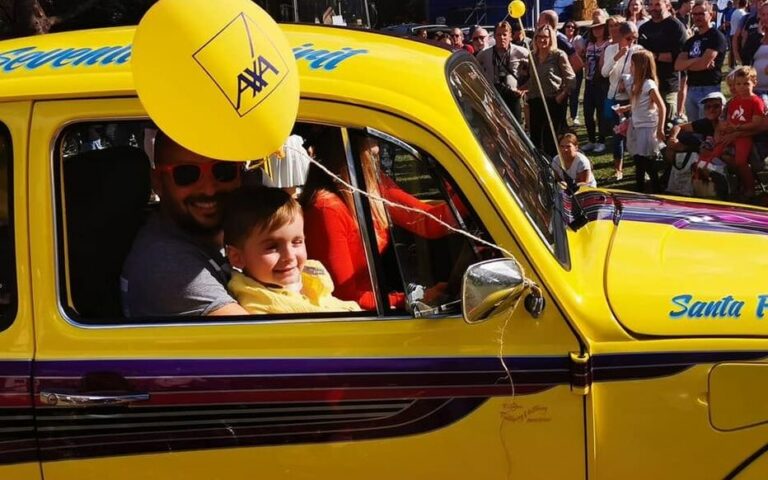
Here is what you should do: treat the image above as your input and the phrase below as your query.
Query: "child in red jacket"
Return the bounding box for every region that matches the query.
[700,66,765,198]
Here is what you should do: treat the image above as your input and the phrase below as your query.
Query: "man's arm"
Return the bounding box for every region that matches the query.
[659,19,689,64]
[208,302,249,316]
[674,51,690,71]
[657,52,675,63]
[675,48,718,72]
[569,52,584,72]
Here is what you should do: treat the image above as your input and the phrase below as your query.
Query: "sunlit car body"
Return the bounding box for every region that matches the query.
[0,23,767,480]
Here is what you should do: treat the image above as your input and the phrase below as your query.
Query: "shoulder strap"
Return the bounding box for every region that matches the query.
[493,47,518,80]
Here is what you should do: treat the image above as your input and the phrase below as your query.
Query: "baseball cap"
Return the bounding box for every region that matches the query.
[699,92,726,105]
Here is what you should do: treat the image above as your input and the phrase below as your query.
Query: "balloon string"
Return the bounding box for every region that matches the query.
[284,144,514,258]
[527,43,566,170]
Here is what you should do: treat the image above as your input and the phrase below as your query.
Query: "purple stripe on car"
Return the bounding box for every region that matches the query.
[34,355,571,377]
[577,191,768,236]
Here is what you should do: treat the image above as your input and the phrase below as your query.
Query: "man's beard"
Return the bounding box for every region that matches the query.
[170,192,229,237]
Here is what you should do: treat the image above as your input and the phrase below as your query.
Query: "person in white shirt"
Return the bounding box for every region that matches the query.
[602,20,641,180]
[552,133,597,188]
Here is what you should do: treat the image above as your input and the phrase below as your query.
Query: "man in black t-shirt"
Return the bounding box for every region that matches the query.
[639,0,688,121]
[674,1,727,121]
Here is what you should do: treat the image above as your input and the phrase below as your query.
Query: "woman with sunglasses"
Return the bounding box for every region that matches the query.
[527,24,576,158]
[601,20,638,181]
[300,131,460,311]
[562,20,585,126]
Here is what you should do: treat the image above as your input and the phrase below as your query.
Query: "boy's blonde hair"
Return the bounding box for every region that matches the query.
[223,186,302,249]
[728,65,757,86]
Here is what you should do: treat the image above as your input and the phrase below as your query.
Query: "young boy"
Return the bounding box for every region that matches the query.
[223,186,360,314]
[702,66,765,198]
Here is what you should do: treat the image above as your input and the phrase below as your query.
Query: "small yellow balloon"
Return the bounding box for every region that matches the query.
[508,0,526,18]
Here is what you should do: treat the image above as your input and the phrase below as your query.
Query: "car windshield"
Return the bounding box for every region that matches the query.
[447,59,557,249]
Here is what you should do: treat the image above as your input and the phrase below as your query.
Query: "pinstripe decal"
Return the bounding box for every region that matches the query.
[576,191,768,236]
[1,351,767,463]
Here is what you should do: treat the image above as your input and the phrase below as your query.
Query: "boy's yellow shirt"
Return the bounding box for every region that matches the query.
[229,260,362,314]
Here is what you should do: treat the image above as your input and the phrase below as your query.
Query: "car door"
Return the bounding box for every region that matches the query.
[29,97,586,479]
[0,101,40,480]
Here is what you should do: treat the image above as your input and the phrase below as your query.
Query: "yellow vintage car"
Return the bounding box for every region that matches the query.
[0,19,767,480]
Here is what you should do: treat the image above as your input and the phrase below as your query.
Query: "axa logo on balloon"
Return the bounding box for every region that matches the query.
[192,12,289,117]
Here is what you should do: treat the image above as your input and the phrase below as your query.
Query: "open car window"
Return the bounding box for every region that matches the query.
[349,128,499,317]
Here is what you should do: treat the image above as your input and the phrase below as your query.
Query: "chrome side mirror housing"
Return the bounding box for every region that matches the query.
[461,258,528,324]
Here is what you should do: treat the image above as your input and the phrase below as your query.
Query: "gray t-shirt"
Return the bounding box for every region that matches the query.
[120,213,236,317]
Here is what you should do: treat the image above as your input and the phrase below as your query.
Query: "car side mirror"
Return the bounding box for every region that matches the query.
[462,258,528,324]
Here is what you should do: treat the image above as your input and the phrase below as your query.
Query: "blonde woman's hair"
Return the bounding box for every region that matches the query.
[630,50,658,101]
[357,139,390,231]
[607,14,626,25]
[533,25,559,55]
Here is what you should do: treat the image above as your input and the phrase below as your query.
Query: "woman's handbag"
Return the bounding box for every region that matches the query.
[692,157,731,199]
[666,151,696,196]
[603,97,618,121]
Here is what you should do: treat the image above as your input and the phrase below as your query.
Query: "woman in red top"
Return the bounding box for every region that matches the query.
[300,132,459,310]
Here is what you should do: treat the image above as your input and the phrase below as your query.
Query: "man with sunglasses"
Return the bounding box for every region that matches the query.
[674,1,727,121]
[121,131,249,318]
[450,27,474,54]
[471,27,490,54]
[666,91,724,152]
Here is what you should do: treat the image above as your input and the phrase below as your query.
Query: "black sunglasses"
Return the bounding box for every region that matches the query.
[158,161,240,187]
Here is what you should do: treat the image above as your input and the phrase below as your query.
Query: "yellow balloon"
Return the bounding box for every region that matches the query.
[132,0,299,161]
[508,0,526,18]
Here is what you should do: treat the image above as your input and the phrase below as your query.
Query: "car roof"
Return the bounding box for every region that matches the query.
[0,24,457,123]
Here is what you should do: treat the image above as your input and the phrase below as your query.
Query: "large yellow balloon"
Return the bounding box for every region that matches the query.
[132,0,299,161]
[508,0,526,18]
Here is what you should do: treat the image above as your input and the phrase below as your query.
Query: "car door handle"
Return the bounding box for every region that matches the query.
[40,391,150,407]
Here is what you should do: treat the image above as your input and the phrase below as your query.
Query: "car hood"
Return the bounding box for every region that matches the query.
[577,191,768,337]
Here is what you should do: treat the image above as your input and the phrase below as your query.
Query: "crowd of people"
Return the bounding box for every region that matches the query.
[423,0,768,204]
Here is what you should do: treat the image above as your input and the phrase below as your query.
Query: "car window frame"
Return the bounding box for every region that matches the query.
[445,54,571,268]
[49,105,519,327]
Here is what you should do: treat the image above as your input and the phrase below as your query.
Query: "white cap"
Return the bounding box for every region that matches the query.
[699,91,726,105]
